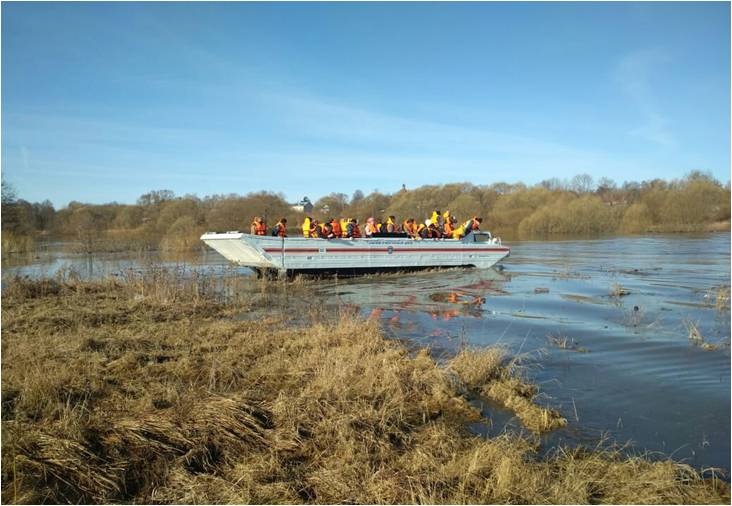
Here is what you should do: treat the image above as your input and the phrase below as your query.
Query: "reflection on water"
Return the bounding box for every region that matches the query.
[2,234,730,472]
[317,234,731,473]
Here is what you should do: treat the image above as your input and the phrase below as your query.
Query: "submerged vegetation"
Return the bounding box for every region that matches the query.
[1,171,729,256]
[1,271,729,504]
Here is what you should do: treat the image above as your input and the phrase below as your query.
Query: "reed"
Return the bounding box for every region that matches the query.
[1,274,728,504]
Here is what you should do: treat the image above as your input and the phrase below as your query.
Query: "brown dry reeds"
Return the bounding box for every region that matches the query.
[1,274,728,504]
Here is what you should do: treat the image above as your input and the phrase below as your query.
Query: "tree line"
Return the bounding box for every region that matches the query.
[1,171,729,254]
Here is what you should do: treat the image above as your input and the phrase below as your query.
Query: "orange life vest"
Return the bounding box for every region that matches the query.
[444,220,453,236]
[351,223,362,238]
[254,222,267,235]
[331,220,342,237]
[275,222,287,237]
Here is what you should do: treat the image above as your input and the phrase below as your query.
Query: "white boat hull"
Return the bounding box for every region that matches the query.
[201,232,510,275]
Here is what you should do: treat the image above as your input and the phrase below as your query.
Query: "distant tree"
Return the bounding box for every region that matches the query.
[596,177,618,204]
[2,180,17,204]
[114,206,144,229]
[66,206,106,252]
[314,193,349,219]
[351,189,365,205]
[538,178,563,191]
[137,189,175,206]
[1,180,18,232]
[32,200,55,231]
[570,173,594,193]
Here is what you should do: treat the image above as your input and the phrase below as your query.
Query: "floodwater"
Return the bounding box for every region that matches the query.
[2,233,730,473]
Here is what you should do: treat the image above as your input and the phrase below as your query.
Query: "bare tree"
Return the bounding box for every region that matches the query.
[570,174,594,193]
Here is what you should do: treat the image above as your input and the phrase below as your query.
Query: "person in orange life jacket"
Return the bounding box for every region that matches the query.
[273,218,287,237]
[443,216,455,237]
[364,217,378,237]
[462,217,483,236]
[346,218,361,238]
[404,218,419,238]
[465,217,482,232]
[251,216,267,235]
[330,218,342,238]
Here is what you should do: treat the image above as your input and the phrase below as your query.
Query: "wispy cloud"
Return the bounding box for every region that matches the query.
[615,48,676,147]
[257,89,611,161]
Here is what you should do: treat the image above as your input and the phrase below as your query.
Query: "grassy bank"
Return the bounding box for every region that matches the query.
[1,273,728,504]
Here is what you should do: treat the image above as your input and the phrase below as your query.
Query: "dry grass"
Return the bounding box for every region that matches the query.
[610,282,631,297]
[705,285,730,312]
[547,334,590,353]
[1,274,728,504]
[684,319,723,351]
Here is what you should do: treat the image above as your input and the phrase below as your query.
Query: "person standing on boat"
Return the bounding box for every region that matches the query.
[251,216,267,235]
[273,218,288,237]
[465,217,482,233]
[443,216,455,238]
[339,217,349,238]
[302,216,312,238]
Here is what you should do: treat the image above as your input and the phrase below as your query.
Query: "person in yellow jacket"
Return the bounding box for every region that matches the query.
[430,210,440,225]
[385,215,397,232]
[452,222,466,239]
[302,216,312,238]
[340,217,349,238]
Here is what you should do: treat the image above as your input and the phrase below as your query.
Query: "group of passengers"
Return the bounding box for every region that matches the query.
[252,210,483,240]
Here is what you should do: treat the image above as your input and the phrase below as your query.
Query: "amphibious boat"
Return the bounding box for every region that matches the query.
[201,231,510,276]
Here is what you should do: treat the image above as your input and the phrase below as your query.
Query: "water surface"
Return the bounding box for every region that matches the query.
[3,234,729,472]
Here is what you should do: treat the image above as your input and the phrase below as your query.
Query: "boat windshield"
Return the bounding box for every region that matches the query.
[472,232,493,243]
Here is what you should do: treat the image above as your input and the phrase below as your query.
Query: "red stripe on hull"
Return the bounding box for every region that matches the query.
[263,247,509,254]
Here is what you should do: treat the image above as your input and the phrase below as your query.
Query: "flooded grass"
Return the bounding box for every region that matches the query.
[685,319,726,352]
[2,273,729,503]
[547,334,590,353]
[609,282,631,297]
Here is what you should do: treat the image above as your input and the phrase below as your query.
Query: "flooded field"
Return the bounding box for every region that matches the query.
[2,233,729,473]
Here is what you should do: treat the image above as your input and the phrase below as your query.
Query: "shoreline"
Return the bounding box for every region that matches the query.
[1,272,728,503]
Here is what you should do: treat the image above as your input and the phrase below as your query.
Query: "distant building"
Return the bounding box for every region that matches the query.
[290,196,314,214]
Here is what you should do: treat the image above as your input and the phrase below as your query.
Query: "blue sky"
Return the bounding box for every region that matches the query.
[2,2,730,208]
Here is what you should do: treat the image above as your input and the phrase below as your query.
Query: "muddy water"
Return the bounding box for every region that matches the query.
[2,234,729,472]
